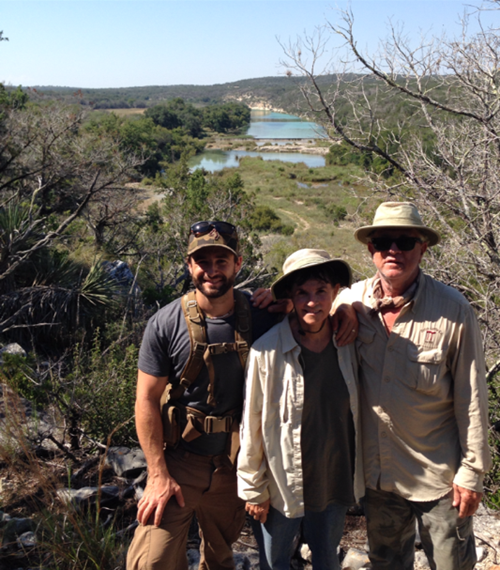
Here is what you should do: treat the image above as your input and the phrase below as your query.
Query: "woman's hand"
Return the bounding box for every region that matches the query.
[245,499,270,523]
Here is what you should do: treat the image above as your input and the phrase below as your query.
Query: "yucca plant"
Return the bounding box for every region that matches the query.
[0,254,123,350]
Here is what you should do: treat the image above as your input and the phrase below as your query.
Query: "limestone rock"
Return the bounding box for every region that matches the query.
[57,485,120,507]
[1,517,36,548]
[101,260,141,297]
[299,543,312,563]
[0,343,26,361]
[106,446,146,478]
[414,550,431,569]
[341,547,370,569]
[17,530,36,549]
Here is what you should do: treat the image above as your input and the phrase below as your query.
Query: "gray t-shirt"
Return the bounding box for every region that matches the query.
[138,292,277,455]
[300,341,356,510]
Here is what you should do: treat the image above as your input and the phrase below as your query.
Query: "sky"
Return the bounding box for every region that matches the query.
[1,0,498,89]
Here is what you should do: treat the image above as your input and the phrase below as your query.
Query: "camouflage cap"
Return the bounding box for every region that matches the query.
[187,221,240,256]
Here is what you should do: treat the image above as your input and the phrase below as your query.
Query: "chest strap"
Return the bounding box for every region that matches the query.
[169,289,252,406]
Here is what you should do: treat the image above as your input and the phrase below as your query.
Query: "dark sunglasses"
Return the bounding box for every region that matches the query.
[190,221,236,238]
[370,236,422,252]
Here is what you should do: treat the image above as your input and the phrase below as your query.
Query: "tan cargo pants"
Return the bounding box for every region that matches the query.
[126,447,246,570]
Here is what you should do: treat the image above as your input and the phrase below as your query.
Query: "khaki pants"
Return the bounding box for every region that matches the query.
[126,447,246,570]
[363,488,477,570]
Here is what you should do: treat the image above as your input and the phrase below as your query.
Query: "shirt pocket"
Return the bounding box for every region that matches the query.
[356,328,376,363]
[407,344,447,393]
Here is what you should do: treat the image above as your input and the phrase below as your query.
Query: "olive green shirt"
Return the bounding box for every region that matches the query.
[300,341,356,510]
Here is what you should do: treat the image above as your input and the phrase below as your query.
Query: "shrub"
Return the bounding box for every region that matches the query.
[248,206,295,235]
[66,336,139,447]
[323,204,348,225]
[2,334,139,451]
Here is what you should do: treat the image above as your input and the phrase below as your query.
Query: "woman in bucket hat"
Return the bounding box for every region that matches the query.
[237,249,364,570]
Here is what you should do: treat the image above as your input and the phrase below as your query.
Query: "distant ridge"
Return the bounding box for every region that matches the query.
[27,75,344,113]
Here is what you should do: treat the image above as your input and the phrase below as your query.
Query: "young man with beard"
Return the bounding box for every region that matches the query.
[127,221,357,570]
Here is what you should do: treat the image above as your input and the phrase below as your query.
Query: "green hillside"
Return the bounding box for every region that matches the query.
[29,74,363,113]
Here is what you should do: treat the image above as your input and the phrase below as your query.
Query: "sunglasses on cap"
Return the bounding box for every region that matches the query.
[370,236,422,252]
[190,221,237,238]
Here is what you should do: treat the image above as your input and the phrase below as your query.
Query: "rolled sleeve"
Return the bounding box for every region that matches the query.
[451,307,491,493]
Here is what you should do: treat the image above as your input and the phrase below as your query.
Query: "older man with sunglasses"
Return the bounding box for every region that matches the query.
[127,221,356,570]
[340,202,491,570]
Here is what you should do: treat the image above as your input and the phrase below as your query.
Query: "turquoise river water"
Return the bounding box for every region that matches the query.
[188,110,327,172]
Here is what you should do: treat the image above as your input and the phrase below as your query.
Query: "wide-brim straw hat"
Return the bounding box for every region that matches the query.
[271,249,352,301]
[355,202,441,246]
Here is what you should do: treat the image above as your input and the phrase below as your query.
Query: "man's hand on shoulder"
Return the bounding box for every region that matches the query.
[251,288,293,314]
[137,472,185,526]
[331,302,359,346]
[452,483,483,518]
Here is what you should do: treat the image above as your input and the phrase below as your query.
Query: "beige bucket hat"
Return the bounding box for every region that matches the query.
[271,249,352,300]
[355,202,441,246]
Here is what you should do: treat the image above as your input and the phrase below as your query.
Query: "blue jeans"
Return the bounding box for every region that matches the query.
[261,504,347,570]
[250,518,272,570]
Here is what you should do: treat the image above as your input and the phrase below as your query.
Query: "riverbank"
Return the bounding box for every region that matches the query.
[205,136,331,155]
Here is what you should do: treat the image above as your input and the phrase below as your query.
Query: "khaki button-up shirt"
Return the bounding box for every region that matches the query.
[338,271,491,501]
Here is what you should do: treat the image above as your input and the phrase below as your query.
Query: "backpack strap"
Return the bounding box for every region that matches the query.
[169,289,253,407]
[180,289,207,384]
[233,289,252,370]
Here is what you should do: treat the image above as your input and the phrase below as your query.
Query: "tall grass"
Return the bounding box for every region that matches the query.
[0,340,139,568]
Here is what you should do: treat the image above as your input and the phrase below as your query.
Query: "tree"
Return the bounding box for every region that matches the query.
[282,2,500,490]
[0,100,144,347]
[202,102,251,133]
[145,98,203,138]
[134,158,271,306]
[86,112,205,176]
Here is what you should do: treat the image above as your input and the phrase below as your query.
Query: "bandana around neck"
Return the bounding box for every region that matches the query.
[369,273,419,315]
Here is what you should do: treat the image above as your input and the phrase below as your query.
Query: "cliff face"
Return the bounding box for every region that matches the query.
[230,93,286,114]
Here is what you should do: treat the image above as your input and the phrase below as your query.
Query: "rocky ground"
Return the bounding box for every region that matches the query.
[1,441,499,569]
[1,366,499,570]
[189,504,500,570]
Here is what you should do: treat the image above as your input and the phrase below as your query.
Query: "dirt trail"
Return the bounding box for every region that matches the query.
[278,209,311,231]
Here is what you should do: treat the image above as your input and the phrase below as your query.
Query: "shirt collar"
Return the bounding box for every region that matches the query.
[279,313,340,352]
[280,314,300,353]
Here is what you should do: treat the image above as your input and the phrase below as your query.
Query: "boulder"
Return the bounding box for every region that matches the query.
[57,485,120,508]
[341,547,370,569]
[0,343,26,361]
[17,530,36,549]
[106,447,147,478]
[1,517,36,548]
[101,260,141,297]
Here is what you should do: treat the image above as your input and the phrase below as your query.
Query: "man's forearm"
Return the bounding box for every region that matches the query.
[136,397,169,478]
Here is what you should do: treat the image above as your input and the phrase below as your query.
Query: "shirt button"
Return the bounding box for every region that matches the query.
[387,346,394,352]
[384,376,390,383]
[381,431,387,438]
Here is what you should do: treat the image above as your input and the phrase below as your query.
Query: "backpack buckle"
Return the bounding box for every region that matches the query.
[204,415,232,433]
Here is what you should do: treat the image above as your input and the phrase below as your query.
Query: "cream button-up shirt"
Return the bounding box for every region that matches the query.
[339,271,491,501]
[237,315,364,519]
